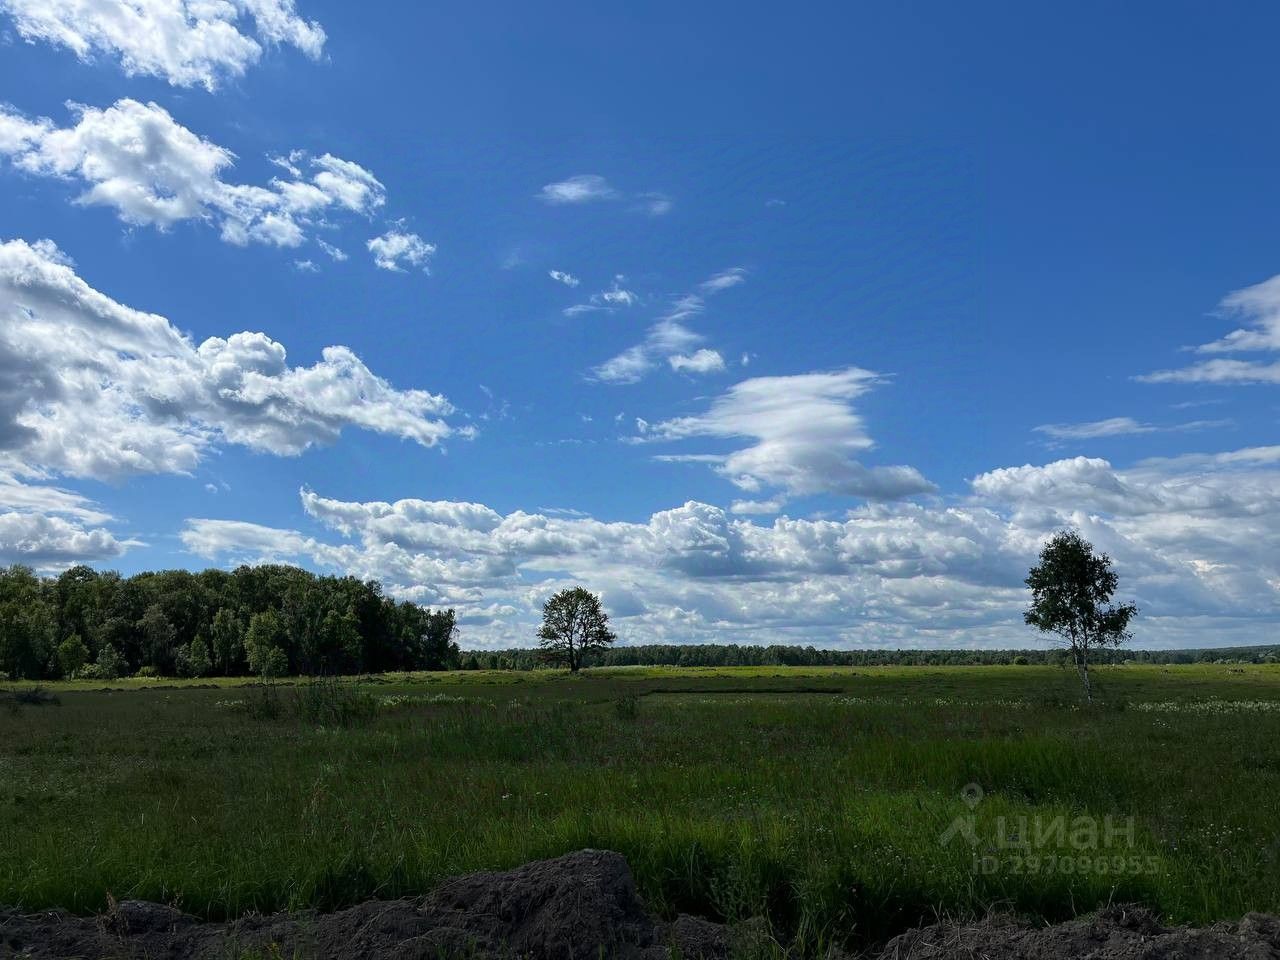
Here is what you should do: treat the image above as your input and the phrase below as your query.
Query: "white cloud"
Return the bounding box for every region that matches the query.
[0,0,325,89]
[293,259,317,273]
[538,176,672,215]
[700,267,747,293]
[590,268,742,383]
[0,237,461,482]
[1032,417,1228,442]
[0,469,139,569]
[1140,273,1280,384]
[538,174,618,204]
[548,269,579,287]
[642,368,937,501]
[729,498,785,515]
[637,192,672,216]
[1034,417,1156,440]
[0,99,384,248]
[563,277,638,316]
[668,349,726,375]
[317,239,348,261]
[181,444,1280,647]
[367,229,435,272]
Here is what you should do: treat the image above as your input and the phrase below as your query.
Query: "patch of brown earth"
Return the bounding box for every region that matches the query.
[2,851,1276,959]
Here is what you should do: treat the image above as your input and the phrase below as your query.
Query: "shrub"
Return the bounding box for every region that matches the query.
[244,682,283,721]
[11,686,60,707]
[78,644,126,681]
[135,665,160,679]
[614,693,640,722]
[55,634,89,679]
[292,676,378,727]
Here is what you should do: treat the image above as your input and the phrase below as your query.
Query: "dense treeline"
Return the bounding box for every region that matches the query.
[457,642,1280,670]
[0,564,458,680]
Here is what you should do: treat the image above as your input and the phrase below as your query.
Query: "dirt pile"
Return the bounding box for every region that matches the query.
[879,905,1280,959]
[2,851,1278,959]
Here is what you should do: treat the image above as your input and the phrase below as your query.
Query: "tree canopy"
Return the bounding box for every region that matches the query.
[1024,530,1137,702]
[537,586,616,672]
[0,563,458,680]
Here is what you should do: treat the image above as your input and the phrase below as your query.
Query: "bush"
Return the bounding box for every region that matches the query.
[244,682,283,721]
[614,693,639,722]
[10,687,60,707]
[55,634,89,679]
[292,676,378,727]
[78,644,126,681]
[135,665,160,679]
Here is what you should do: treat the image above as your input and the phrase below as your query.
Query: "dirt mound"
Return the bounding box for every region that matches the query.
[0,850,706,960]
[877,905,1280,959]
[2,852,1278,959]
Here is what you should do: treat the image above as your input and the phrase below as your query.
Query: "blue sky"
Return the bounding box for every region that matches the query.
[1,1,1278,648]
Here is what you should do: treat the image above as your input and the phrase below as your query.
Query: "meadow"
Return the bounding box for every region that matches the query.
[3,663,1279,954]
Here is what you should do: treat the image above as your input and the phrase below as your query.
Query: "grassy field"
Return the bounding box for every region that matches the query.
[3,663,1279,953]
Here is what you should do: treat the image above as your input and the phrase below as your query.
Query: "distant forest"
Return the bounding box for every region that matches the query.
[0,564,458,681]
[457,642,1280,671]
[1,563,1275,681]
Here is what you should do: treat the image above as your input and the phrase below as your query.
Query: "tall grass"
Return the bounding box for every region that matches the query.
[0,665,1277,953]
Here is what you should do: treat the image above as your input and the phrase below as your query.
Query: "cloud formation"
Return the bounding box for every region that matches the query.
[367,229,435,272]
[538,174,618,204]
[0,99,383,248]
[0,0,325,89]
[1033,416,1228,442]
[591,268,745,383]
[538,174,672,215]
[182,443,1280,648]
[1140,273,1280,384]
[0,237,461,483]
[642,368,936,502]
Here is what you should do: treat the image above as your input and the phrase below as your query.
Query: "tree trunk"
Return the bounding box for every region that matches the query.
[1076,653,1092,704]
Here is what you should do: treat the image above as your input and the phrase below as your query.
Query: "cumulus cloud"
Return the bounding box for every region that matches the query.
[548,269,579,287]
[0,469,139,569]
[668,349,726,375]
[0,99,383,248]
[1140,273,1280,384]
[182,443,1280,647]
[367,229,435,272]
[0,237,461,482]
[0,0,325,89]
[642,368,937,501]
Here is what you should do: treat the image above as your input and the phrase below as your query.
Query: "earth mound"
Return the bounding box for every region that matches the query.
[2,850,1278,959]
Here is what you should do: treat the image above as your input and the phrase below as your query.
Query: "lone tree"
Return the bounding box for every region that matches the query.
[1024,530,1137,703]
[538,587,616,672]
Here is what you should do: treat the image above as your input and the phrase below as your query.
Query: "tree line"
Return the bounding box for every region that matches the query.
[457,642,1278,671]
[0,564,458,681]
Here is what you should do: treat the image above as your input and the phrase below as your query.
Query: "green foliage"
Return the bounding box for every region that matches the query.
[55,634,89,679]
[537,586,616,672]
[0,564,57,680]
[184,637,213,678]
[291,677,379,727]
[244,681,283,721]
[1025,530,1138,702]
[79,643,126,681]
[9,686,60,706]
[246,610,289,678]
[2,665,1279,955]
[0,564,460,681]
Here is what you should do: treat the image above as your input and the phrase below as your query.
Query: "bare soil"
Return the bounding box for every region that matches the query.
[1,850,1276,959]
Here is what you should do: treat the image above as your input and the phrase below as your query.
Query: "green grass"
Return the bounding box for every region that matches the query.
[2,664,1279,953]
